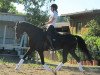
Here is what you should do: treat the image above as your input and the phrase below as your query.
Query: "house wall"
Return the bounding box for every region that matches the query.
[0,13,26,51]
[0,21,16,44]
[0,13,26,22]
[61,10,100,34]
[69,13,100,34]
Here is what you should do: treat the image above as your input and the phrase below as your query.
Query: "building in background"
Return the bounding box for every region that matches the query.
[0,13,27,57]
[57,9,100,34]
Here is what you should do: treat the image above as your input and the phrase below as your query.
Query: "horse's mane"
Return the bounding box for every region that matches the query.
[18,21,43,32]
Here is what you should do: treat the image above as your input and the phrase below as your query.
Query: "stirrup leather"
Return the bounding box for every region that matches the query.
[47,36,54,50]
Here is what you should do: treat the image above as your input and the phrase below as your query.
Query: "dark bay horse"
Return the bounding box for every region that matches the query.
[15,22,93,73]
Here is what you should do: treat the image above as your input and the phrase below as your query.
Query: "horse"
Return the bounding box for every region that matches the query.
[15,22,93,73]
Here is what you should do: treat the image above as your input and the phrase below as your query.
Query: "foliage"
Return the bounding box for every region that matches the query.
[55,51,62,62]
[84,36,100,60]
[67,53,73,60]
[26,7,48,27]
[75,49,85,61]
[15,0,55,27]
[0,0,55,26]
[86,17,100,36]
[0,0,18,14]
[24,0,49,27]
[80,28,88,35]
[96,38,100,49]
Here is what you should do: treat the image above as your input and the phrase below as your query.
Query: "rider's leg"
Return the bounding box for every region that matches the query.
[47,35,54,50]
[47,25,55,50]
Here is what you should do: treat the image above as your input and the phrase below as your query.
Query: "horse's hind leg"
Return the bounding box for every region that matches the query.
[55,49,68,71]
[37,51,53,72]
[69,50,85,72]
[15,49,32,70]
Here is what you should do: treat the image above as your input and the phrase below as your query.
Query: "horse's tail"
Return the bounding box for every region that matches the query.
[75,35,93,63]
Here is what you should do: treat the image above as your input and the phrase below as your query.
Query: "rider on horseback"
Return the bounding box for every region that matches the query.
[45,4,58,50]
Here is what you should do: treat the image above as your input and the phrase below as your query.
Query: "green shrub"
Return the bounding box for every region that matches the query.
[84,36,98,51]
[96,38,100,50]
[56,51,62,62]
[84,36,100,60]
[86,18,100,36]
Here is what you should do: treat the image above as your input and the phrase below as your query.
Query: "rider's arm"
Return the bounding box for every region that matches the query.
[45,16,55,25]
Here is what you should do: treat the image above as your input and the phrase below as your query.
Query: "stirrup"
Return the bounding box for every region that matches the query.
[50,46,55,50]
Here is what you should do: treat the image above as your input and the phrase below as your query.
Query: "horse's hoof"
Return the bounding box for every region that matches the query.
[52,71,57,75]
[51,70,57,75]
[15,68,19,71]
[15,64,19,70]
[82,70,86,74]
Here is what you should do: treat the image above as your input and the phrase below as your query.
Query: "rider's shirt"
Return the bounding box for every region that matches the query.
[47,11,58,28]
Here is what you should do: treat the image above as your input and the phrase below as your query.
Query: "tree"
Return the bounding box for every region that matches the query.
[86,17,100,36]
[0,0,18,14]
[25,0,49,26]
[15,0,55,27]
[1,0,55,26]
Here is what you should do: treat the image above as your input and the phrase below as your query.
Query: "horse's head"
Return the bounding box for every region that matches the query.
[15,22,24,39]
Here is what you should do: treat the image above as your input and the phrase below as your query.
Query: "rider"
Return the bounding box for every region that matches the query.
[45,4,58,50]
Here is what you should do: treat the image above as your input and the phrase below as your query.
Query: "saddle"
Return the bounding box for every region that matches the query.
[55,26,71,35]
[46,26,71,50]
[50,26,71,38]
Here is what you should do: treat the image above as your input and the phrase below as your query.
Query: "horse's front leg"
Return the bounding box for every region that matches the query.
[15,49,32,70]
[37,51,53,72]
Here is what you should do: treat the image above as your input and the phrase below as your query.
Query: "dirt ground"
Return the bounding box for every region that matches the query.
[0,63,100,75]
[0,55,100,75]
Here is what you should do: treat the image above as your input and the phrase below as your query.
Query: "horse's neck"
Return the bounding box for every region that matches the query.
[25,27,46,39]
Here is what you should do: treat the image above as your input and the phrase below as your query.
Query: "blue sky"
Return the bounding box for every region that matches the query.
[15,0,100,16]
[54,0,100,15]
